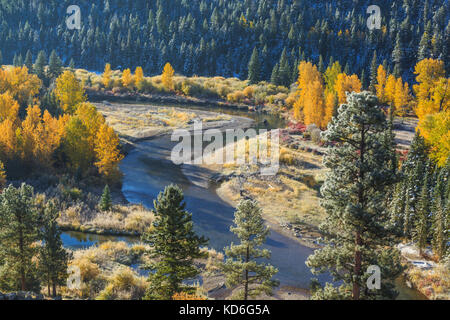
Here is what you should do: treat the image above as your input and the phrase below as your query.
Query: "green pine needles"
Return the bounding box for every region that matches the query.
[306,91,403,300]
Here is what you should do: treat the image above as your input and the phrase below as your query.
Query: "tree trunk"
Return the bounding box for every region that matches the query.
[18,216,26,291]
[48,283,51,297]
[244,245,249,300]
[353,231,362,300]
[52,280,57,297]
[353,121,365,300]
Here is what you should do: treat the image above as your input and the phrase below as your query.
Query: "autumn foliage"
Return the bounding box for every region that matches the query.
[55,70,87,114]
[162,63,175,90]
[172,292,207,300]
[0,67,123,181]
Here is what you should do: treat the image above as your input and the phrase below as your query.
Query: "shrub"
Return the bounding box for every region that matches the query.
[311,128,322,144]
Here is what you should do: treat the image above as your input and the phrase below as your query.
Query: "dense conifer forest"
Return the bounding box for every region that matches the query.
[0,0,448,84]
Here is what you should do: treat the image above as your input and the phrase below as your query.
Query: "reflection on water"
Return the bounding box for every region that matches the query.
[61,231,139,249]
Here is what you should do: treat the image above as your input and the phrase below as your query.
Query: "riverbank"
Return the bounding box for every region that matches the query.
[93,101,324,247]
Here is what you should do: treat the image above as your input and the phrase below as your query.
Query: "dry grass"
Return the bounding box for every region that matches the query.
[65,241,150,299]
[407,263,450,299]
[94,102,233,140]
[59,204,154,235]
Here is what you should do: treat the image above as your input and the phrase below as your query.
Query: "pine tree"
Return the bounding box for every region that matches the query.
[277,48,291,87]
[39,201,69,297]
[142,185,208,300]
[417,22,433,61]
[432,197,448,261]
[247,47,261,84]
[33,50,47,80]
[24,50,33,71]
[0,184,40,291]
[392,33,404,78]
[99,185,112,211]
[222,200,278,300]
[432,161,449,260]
[369,51,377,93]
[270,63,280,85]
[414,167,431,256]
[68,58,75,71]
[306,92,402,300]
[47,50,63,80]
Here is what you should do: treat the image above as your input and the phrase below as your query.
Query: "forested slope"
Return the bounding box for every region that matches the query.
[0,0,448,84]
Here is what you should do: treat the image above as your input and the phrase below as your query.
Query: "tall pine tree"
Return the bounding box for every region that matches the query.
[306,92,402,300]
[142,185,208,300]
[222,200,278,300]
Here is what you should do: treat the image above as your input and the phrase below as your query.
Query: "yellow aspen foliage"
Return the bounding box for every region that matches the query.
[75,102,105,150]
[394,78,410,117]
[334,73,362,104]
[324,61,342,93]
[324,91,337,125]
[293,61,323,122]
[413,58,447,120]
[63,116,93,172]
[384,75,396,105]
[55,71,87,114]
[20,104,42,162]
[432,77,450,112]
[0,92,20,124]
[34,110,65,166]
[303,80,326,128]
[121,68,133,88]
[418,110,450,167]
[102,63,112,89]
[0,66,41,106]
[94,123,123,180]
[161,63,175,90]
[0,160,6,190]
[0,119,17,161]
[172,292,207,300]
[375,65,387,104]
[134,67,144,90]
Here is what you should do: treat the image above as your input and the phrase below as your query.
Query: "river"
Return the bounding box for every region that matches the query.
[62,103,426,299]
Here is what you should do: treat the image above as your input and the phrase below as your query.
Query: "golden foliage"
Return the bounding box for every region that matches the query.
[394,77,411,117]
[385,74,396,104]
[293,61,325,126]
[375,65,387,103]
[0,66,41,106]
[94,123,124,180]
[55,71,87,114]
[0,92,19,124]
[0,118,17,160]
[334,73,362,104]
[134,66,144,87]
[63,116,93,172]
[161,63,175,90]
[418,110,450,167]
[324,61,342,93]
[121,68,133,88]
[172,292,207,300]
[413,59,448,121]
[75,102,105,150]
[324,90,337,125]
[102,63,112,88]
